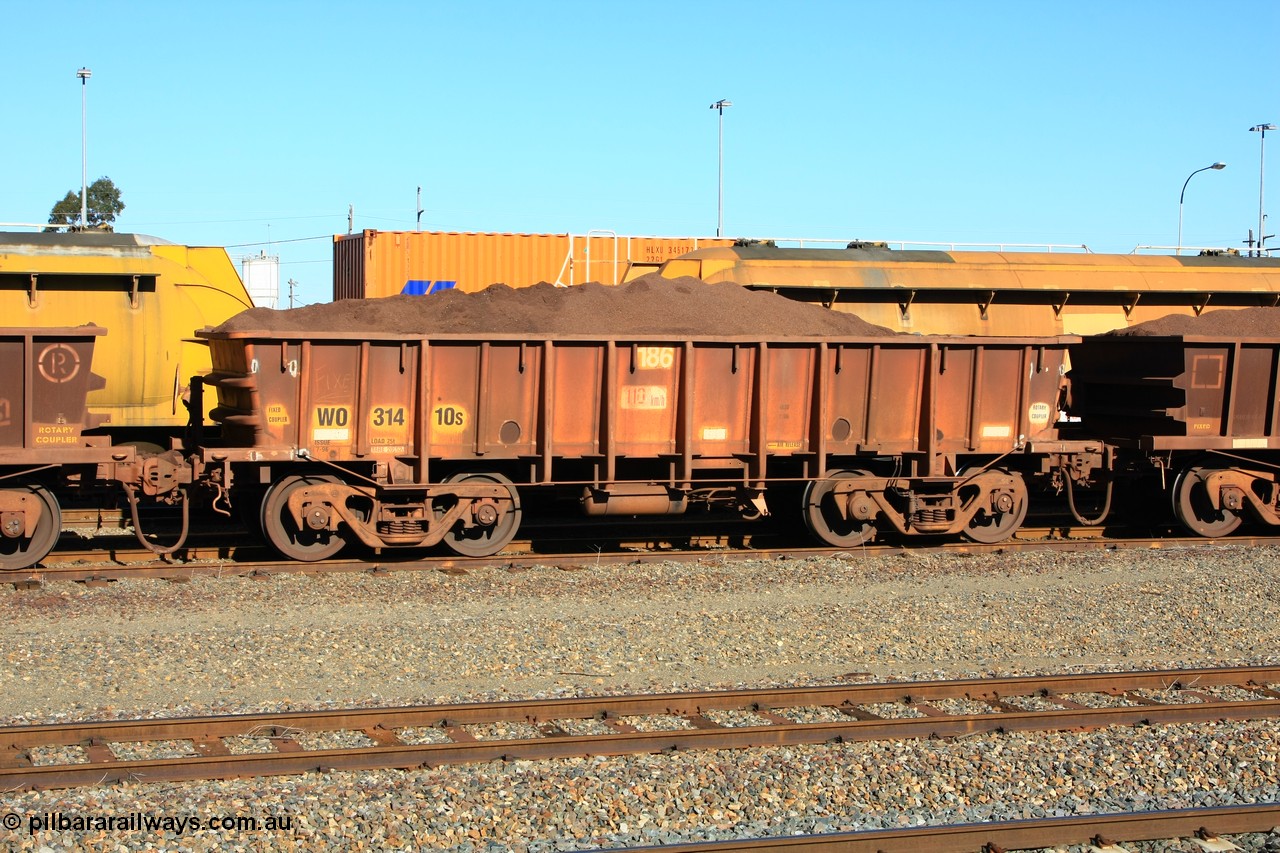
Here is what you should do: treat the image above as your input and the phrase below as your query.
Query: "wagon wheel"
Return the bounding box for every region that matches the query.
[0,486,62,571]
[1172,465,1241,538]
[260,475,347,562]
[962,470,1029,544]
[441,472,522,558]
[802,470,877,547]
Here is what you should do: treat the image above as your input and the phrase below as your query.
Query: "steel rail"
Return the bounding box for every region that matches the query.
[612,803,1280,852]
[2,666,1277,791]
[8,528,1280,586]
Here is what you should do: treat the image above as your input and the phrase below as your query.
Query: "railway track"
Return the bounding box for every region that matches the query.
[621,803,1280,852]
[9,521,1280,586]
[3,666,1277,792]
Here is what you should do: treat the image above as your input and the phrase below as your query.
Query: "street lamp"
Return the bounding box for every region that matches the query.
[709,98,732,237]
[77,67,92,229]
[1250,123,1276,254]
[1177,162,1226,255]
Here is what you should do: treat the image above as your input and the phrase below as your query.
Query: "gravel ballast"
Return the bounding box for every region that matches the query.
[1,544,1278,851]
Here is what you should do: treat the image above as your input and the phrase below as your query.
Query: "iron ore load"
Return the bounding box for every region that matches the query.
[7,276,1280,571]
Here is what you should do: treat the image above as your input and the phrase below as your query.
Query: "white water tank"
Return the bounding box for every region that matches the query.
[241,252,280,308]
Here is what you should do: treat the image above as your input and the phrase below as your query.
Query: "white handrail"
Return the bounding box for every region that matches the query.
[1133,244,1275,256]
[561,233,1098,254]
[758,237,1094,253]
[585,230,618,285]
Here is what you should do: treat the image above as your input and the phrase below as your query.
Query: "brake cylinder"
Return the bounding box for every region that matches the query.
[581,485,689,516]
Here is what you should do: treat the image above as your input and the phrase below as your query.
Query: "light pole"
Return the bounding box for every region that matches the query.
[1251,123,1276,254]
[77,67,92,229]
[1177,162,1226,255]
[709,98,732,237]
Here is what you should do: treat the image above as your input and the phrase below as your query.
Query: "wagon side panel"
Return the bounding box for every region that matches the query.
[1231,343,1280,438]
[0,327,106,453]
[476,342,541,458]
[547,344,603,458]
[0,335,23,449]
[861,344,927,454]
[611,343,680,457]
[361,342,419,459]
[424,343,481,459]
[688,344,753,458]
[762,345,813,455]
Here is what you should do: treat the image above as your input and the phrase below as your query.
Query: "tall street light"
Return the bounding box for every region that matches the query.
[1177,162,1226,255]
[1251,123,1276,254]
[710,99,732,237]
[77,67,92,229]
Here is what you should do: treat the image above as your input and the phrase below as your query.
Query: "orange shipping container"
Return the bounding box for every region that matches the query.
[332,230,733,300]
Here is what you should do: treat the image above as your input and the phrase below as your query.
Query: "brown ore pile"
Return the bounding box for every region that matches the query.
[1107,307,1280,337]
[214,274,895,337]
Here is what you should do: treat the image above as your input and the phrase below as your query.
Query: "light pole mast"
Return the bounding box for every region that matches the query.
[1177,162,1225,255]
[1251,124,1276,254]
[710,99,732,237]
[77,67,92,229]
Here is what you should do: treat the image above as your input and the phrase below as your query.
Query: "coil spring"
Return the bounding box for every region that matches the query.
[911,508,951,525]
[378,519,428,535]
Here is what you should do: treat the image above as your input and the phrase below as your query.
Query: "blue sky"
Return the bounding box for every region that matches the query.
[4,0,1278,306]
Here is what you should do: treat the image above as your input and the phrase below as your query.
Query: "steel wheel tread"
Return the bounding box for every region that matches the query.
[0,485,62,571]
[440,472,522,558]
[962,470,1029,544]
[1172,465,1242,538]
[261,475,346,562]
[803,469,877,548]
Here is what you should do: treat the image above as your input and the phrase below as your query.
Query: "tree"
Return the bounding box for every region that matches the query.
[45,176,125,231]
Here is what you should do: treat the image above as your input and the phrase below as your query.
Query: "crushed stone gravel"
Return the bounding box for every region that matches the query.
[1,544,1278,851]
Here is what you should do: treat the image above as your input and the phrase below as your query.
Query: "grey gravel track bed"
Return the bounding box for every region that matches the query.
[1,544,1278,851]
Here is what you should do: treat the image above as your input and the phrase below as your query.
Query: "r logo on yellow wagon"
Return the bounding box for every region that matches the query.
[37,343,81,383]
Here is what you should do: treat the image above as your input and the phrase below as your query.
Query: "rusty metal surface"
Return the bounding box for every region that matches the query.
[197,331,1076,484]
[616,804,1280,852]
[0,326,106,452]
[200,332,841,485]
[0,326,120,571]
[1070,333,1280,449]
[0,666,1276,791]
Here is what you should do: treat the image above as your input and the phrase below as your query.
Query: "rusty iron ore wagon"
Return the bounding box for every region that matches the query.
[0,325,199,570]
[1068,331,1280,538]
[171,328,1098,560]
[0,326,115,568]
[8,322,1280,571]
[0,326,185,569]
